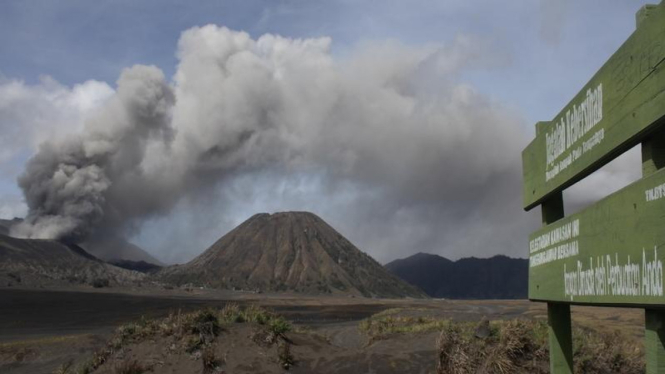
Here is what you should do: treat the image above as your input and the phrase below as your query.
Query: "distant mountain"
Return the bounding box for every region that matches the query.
[0,218,22,236]
[0,234,143,288]
[81,236,164,266]
[385,253,527,299]
[0,218,162,265]
[109,259,162,274]
[160,212,427,298]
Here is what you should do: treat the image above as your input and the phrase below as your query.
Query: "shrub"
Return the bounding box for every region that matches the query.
[190,308,221,337]
[201,346,222,373]
[114,359,146,374]
[278,341,295,370]
[269,317,292,336]
[359,309,449,340]
[220,303,244,323]
[434,319,642,374]
[92,278,110,288]
[53,360,73,374]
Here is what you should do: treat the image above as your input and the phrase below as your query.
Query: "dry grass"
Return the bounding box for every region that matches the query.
[113,359,147,374]
[358,308,450,340]
[55,304,293,374]
[358,307,643,373]
[277,340,295,370]
[434,319,642,374]
[201,345,222,374]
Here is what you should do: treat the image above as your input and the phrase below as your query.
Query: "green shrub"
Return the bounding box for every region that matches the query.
[269,317,292,336]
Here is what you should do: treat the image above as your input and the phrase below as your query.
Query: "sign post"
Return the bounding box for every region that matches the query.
[522,2,665,372]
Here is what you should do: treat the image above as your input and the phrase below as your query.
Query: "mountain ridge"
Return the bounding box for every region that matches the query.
[385,252,527,299]
[0,233,144,288]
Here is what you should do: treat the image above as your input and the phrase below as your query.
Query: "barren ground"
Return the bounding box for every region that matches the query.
[0,286,645,374]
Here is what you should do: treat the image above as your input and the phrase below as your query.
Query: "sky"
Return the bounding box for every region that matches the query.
[0,0,651,264]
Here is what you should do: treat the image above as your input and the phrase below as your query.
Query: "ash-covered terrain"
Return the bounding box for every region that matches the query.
[0,234,143,288]
[1,211,529,299]
[2,212,428,299]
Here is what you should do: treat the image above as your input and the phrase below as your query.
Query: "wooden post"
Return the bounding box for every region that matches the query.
[548,302,574,373]
[646,310,665,373]
[643,128,665,373]
[640,1,665,368]
[524,4,665,372]
[541,192,573,373]
[536,121,573,373]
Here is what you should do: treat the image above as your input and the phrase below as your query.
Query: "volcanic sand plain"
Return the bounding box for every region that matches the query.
[0,286,645,374]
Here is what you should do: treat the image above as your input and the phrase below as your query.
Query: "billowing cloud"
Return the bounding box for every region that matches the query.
[12,25,532,262]
[0,76,114,164]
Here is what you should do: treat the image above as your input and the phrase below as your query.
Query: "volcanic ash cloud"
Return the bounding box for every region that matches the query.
[11,25,526,261]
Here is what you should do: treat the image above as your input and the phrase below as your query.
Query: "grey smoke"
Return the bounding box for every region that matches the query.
[13,26,530,262]
[13,66,175,241]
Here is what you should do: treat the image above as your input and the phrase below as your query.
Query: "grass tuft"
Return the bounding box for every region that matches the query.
[114,359,147,374]
[358,309,450,340]
[201,345,222,373]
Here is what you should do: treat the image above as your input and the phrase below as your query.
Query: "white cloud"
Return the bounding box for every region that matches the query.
[0,76,114,163]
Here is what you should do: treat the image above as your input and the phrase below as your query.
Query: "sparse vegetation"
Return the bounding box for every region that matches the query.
[434,318,643,374]
[53,360,73,374]
[357,308,643,373]
[278,340,295,370]
[201,346,222,373]
[358,308,450,340]
[68,304,294,373]
[91,278,110,288]
[269,316,292,336]
[114,359,147,374]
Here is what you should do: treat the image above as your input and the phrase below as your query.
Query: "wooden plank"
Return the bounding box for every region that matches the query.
[523,1,665,211]
[528,165,665,305]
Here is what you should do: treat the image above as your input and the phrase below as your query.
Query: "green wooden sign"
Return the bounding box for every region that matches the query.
[523,3,665,372]
[529,166,665,304]
[522,1,665,210]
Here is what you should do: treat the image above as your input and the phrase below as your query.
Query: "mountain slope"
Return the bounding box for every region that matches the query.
[82,236,164,265]
[385,253,527,299]
[160,212,426,298]
[0,234,143,287]
[0,218,21,236]
[0,218,161,265]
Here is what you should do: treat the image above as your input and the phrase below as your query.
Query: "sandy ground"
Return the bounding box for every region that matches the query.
[0,287,646,373]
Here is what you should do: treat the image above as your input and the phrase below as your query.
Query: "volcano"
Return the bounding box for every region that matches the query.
[160,212,426,298]
[0,233,143,288]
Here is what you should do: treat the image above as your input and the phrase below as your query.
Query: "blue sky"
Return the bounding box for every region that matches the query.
[0,0,652,263]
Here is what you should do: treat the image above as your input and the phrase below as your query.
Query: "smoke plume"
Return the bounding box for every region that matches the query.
[13,66,174,241]
[11,26,529,261]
